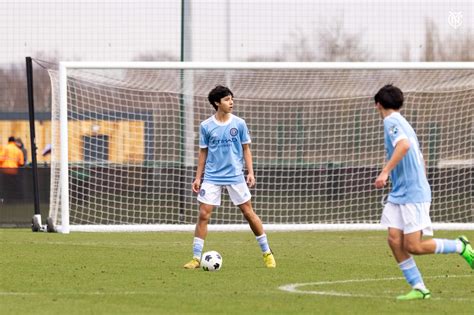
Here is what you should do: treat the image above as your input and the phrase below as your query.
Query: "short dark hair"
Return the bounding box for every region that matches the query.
[374,84,404,110]
[8,136,15,142]
[208,85,233,111]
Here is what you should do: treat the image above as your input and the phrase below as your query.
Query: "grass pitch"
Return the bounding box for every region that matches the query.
[1,229,473,314]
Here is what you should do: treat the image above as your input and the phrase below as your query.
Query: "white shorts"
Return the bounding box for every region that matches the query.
[381,202,433,236]
[197,182,251,206]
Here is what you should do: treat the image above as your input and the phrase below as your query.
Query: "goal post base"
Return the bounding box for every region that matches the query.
[46,217,57,233]
[31,214,42,232]
[55,223,474,233]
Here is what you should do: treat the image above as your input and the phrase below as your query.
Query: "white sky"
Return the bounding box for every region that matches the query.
[0,0,472,65]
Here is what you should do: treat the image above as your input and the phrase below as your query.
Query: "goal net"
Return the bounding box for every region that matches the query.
[46,62,473,233]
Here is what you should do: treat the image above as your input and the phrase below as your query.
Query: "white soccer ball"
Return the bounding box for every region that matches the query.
[200,251,223,271]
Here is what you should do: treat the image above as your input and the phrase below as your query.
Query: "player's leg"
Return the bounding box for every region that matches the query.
[400,202,440,255]
[238,200,276,268]
[381,203,429,299]
[184,183,221,269]
[404,233,473,268]
[403,231,436,255]
[387,227,410,263]
[400,203,472,268]
[387,228,431,300]
[228,183,276,268]
[238,200,263,235]
[195,202,215,239]
[184,202,215,269]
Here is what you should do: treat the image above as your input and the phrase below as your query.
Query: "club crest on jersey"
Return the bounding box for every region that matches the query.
[230,128,238,136]
[389,126,399,136]
[199,189,206,197]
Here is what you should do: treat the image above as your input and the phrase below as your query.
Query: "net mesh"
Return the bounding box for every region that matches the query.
[47,65,474,229]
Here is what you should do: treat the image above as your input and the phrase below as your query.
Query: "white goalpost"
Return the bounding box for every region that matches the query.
[47,62,473,233]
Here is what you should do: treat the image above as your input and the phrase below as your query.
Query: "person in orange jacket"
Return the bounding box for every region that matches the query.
[0,136,25,174]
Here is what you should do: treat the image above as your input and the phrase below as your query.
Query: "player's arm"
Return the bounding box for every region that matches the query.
[374,139,410,189]
[242,143,255,187]
[192,148,207,193]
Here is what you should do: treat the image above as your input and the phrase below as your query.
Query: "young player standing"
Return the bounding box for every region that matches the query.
[184,85,276,269]
[373,84,473,300]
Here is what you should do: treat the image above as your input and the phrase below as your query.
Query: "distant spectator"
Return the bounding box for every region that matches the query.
[15,138,27,165]
[0,136,25,174]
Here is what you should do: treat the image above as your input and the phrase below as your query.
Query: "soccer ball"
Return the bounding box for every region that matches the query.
[200,251,223,271]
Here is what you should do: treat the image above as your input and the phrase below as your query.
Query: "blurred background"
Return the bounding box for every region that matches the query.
[0,0,472,226]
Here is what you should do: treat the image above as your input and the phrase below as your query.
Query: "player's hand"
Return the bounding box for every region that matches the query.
[374,171,388,189]
[192,179,201,193]
[246,174,256,188]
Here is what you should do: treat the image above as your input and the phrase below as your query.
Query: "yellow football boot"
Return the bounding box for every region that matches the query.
[183,258,200,269]
[263,252,276,268]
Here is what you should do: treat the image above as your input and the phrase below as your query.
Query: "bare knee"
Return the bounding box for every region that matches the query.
[239,202,256,221]
[198,205,213,223]
[387,234,403,251]
[239,201,264,236]
[404,241,423,255]
[241,208,256,222]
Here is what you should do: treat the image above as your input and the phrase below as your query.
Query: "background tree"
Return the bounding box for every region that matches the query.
[422,19,473,61]
[248,20,371,62]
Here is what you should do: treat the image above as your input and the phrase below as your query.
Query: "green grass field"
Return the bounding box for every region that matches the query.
[1,229,473,314]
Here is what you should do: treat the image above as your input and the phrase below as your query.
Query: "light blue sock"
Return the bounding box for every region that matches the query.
[434,238,463,254]
[192,237,204,259]
[399,257,426,291]
[256,234,270,253]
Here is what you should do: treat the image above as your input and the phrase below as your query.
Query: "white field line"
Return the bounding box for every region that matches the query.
[0,291,160,296]
[2,274,472,300]
[278,274,474,300]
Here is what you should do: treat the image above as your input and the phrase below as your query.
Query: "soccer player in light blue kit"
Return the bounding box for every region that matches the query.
[184,85,276,269]
[374,84,473,300]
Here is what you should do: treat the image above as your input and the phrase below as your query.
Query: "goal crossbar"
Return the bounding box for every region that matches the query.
[60,61,474,70]
[52,61,473,233]
[60,223,474,233]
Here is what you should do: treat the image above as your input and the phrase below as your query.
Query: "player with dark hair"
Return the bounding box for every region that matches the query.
[184,85,276,269]
[373,84,473,300]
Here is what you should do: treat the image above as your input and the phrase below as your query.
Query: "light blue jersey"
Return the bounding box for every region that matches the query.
[199,114,251,185]
[384,112,431,204]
